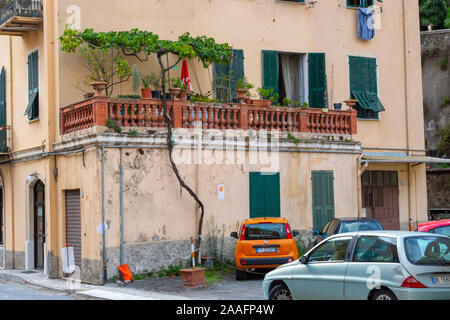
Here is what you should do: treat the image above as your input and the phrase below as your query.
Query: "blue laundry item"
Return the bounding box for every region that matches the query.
[358,8,375,40]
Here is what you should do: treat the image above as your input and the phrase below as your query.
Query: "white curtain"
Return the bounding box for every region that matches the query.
[281,54,304,104]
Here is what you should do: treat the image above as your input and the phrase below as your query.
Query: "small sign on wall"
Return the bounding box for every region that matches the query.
[218,184,225,201]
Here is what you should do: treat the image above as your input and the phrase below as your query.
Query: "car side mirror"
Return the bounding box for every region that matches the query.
[292,230,300,237]
[230,232,238,239]
[299,256,309,265]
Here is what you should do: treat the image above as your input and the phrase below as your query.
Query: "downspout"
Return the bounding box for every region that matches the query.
[9,36,14,268]
[402,0,413,230]
[357,160,369,219]
[101,146,107,283]
[119,149,124,266]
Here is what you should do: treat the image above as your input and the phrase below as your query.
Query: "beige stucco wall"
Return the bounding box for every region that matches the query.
[55,0,425,152]
[100,147,359,243]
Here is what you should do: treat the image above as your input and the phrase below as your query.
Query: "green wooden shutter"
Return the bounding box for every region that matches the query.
[262,50,279,96]
[0,67,7,153]
[26,51,39,120]
[213,61,231,102]
[230,49,245,100]
[0,67,5,126]
[308,53,326,108]
[312,171,335,232]
[249,172,281,218]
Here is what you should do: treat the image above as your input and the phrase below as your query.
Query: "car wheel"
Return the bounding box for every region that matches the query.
[235,269,247,281]
[371,289,397,301]
[269,284,292,300]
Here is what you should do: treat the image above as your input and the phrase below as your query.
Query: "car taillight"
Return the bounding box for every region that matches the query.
[285,223,292,239]
[240,224,246,240]
[401,276,427,288]
[288,258,293,263]
[241,259,247,265]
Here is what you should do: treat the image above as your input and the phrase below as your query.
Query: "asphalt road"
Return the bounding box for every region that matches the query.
[0,280,81,300]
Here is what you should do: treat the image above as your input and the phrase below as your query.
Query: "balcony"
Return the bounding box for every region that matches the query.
[0,0,42,36]
[60,96,358,138]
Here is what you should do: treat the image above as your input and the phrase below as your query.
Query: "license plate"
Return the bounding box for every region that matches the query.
[256,247,277,253]
[431,275,450,285]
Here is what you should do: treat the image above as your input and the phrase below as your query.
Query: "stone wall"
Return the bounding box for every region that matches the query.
[421,30,450,152]
[427,169,450,209]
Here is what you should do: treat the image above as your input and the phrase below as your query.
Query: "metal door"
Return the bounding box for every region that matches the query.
[65,190,81,268]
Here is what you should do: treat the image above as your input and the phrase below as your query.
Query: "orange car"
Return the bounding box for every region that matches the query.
[231,217,300,280]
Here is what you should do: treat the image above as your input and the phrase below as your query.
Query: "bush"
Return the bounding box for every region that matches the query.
[437,123,450,158]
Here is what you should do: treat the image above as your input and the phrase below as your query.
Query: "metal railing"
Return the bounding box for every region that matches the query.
[0,0,42,26]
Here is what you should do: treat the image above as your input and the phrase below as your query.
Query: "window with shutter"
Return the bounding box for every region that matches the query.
[25,50,39,121]
[249,172,281,218]
[262,50,279,96]
[308,53,326,108]
[347,0,374,7]
[312,171,335,232]
[349,55,385,119]
[213,49,245,102]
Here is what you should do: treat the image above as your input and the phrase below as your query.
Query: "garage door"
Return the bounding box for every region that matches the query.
[65,190,81,268]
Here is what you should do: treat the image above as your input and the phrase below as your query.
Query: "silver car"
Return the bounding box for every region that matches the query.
[263,231,450,300]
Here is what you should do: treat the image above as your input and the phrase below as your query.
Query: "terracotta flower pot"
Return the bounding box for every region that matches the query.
[177,91,187,100]
[141,88,152,99]
[236,88,249,100]
[169,88,182,98]
[90,82,108,96]
[344,99,358,110]
[180,268,206,288]
[252,99,272,108]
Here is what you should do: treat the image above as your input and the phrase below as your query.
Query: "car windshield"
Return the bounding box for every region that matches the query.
[404,236,450,266]
[244,223,287,240]
[339,221,383,233]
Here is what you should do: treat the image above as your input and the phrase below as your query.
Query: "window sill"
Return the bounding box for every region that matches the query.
[357,117,380,121]
[27,117,40,124]
[275,1,306,4]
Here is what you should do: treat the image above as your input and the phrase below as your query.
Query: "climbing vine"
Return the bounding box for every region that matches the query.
[60,26,232,255]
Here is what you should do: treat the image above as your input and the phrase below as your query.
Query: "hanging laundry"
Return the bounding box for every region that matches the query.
[358,8,375,41]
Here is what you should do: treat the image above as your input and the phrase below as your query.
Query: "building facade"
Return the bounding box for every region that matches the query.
[0,0,431,284]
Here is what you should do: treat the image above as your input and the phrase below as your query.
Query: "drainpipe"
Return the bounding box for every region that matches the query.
[101,146,107,283]
[119,149,124,266]
[402,0,413,229]
[9,36,14,269]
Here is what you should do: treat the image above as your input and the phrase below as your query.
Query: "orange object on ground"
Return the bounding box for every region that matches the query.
[118,264,133,282]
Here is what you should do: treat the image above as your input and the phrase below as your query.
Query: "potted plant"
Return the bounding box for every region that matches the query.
[140,75,153,98]
[235,77,254,100]
[169,78,182,98]
[132,65,153,99]
[253,88,278,108]
[149,73,163,99]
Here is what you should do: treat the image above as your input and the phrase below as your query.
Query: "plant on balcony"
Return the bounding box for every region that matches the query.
[235,77,254,100]
[253,88,279,108]
[132,65,158,98]
[280,97,299,108]
[69,44,132,97]
[59,26,232,256]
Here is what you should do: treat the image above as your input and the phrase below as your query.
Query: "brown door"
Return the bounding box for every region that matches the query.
[33,180,45,270]
[65,190,81,268]
[362,171,400,230]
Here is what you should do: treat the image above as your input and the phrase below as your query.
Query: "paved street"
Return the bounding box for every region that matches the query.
[0,280,81,300]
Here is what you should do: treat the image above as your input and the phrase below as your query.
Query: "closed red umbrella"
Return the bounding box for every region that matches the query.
[181,60,193,92]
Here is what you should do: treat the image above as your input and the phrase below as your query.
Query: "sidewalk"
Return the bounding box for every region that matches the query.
[0,269,191,300]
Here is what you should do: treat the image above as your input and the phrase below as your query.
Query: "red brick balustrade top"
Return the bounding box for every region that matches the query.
[60,97,357,135]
